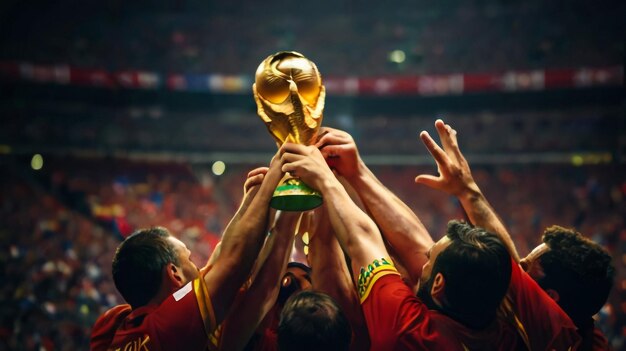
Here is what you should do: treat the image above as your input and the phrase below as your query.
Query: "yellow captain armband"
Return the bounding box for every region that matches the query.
[357,257,399,303]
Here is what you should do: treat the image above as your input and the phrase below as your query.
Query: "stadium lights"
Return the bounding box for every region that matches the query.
[31,154,44,170]
[388,50,406,64]
[212,160,226,176]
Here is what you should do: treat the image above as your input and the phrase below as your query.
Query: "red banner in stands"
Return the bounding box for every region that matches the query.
[0,61,622,96]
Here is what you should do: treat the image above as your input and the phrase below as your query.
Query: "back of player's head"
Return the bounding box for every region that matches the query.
[435,220,512,329]
[278,290,351,351]
[538,225,614,324]
[112,227,179,308]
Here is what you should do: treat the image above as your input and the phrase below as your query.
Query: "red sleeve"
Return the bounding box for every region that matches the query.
[149,274,217,350]
[359,261,459,350]
[90,304,132,351]
[592,327,610,351]
[505,258,581,350]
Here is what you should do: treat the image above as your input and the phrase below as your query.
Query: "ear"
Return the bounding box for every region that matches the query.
[430,272,446,298]
[545,288,560,302]
[165,263,185,288]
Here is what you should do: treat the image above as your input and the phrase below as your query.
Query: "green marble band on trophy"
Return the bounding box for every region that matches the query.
[253,51,325,211]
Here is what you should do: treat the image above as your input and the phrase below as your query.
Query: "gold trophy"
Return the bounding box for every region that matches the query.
[253,51,325,211]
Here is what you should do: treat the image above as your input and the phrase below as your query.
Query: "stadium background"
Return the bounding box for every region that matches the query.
[0,0,624,349]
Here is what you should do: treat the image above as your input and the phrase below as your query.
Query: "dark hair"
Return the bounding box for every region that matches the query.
[278,291,351,351]
[433,220,512,329]
[278,262,313,305]
[112,227,179,308]
[537,225,614,325]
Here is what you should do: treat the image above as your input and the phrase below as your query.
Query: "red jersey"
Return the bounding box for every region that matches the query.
[91,275,216,351]
[576,325,610,351]
[592,327,610,351]
[359,257,581,350]
[208,306,279,351]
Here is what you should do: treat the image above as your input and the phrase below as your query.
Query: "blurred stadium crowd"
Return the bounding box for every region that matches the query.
[0,0,624,349]
[1,156,624,350]
[0,0,622,76]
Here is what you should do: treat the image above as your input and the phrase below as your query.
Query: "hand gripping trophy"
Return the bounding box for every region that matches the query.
[253,51,325,211]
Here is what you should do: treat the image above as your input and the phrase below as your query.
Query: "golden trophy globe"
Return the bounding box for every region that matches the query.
[253,51,325,211]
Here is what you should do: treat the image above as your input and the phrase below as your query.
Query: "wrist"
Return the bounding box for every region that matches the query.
[316,173,343,194]
[345,159,370,188]
[455,182,483,202]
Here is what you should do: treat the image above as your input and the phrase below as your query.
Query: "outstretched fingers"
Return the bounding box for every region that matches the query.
[419,130,451,168]
[414,173,443,189]
[434,119,465,163]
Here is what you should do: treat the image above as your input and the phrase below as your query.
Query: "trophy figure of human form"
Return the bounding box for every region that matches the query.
[253,51,325,211]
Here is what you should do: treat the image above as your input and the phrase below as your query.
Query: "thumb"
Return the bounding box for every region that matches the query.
[414,174,441,189]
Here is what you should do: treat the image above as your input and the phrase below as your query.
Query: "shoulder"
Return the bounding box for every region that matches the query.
[90,304,132,351]
[93,304,132,331]
[357,257,402,303]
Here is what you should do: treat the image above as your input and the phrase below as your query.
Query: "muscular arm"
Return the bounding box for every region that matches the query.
[416,119,519,262]
[280,143,389,278]
[203,155,284,323]
[316,128,433,285]
[204,167,269,271]
[348,163,433,284]
[308,205,370,351]
[217,211,298,351]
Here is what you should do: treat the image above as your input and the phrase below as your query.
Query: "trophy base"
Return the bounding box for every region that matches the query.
[270,177,323,211]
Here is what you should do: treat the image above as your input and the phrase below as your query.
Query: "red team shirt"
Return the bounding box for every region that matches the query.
[359,257,581,350]
[91,271,215,351]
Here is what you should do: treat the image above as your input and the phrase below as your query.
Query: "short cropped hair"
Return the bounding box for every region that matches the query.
[112,227,179,308]
[433,220,512,329]
[537,225,614,324]
[278,291,351,351]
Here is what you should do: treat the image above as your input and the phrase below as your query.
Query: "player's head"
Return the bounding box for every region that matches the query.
[278,262,313,305]
[417,220,511,329]
[520,225,614,325]
[278,290,351,351]
[112,227,199,308]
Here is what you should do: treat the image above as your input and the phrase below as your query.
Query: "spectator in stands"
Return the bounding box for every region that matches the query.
[90,154,284,350]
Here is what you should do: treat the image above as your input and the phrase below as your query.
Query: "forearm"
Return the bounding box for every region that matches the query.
[310,230,370,351]
[219,173,277,275]
[248,224,296,312]
[348,161,433,282]
[310,207,358,317]
[319,178,388,275]
[219,227,295,351]
[457,185,520,262]
[207,164,283,321]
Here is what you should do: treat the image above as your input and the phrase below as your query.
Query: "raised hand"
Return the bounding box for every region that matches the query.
[416,119,519,261]
[314,127,362,179]
[279,143,336,192]
[244,167,269,195]
[415,119,479,197]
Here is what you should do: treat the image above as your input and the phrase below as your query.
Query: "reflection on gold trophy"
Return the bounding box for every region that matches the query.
[253,51,325,211]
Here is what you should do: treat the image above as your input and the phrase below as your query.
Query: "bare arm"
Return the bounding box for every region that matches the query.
[204,167,269,271]
[280,143,388,278]
[415,119,520,262]
[308,205,370,351]
[204,155,285,323]
[315,128,433,284]
[217,210,299,351]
